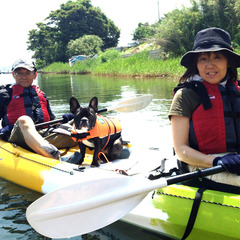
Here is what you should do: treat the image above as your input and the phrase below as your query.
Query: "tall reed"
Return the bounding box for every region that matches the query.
[43,62,70,73]
[92,51,185,77]
[42,50,186,77]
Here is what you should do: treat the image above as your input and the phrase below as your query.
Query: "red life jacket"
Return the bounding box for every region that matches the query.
[71,115,121,144]
[188,81,240,154]
[4,84,51,125]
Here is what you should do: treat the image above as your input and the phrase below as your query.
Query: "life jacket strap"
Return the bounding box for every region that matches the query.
[100,117,112,152]
[71,132,90,140]
[98,151,110,163]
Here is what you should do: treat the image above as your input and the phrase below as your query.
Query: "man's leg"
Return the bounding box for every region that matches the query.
[9,116,60,159]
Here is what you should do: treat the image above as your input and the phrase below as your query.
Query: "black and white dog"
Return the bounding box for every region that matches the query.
[70,97,123,166]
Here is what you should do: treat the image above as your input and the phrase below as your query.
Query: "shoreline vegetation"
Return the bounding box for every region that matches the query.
[42,47,186,79]
[31,0,240,80]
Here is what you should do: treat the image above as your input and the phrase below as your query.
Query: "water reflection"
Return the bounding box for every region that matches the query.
[0,73,178,239]
[36,74,177,117]
[0,179,47,239]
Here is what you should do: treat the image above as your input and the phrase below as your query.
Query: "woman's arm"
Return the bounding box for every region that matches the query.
[171,115,214,168]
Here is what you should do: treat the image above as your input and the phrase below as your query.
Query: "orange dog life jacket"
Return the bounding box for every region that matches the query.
[71,115,121,142]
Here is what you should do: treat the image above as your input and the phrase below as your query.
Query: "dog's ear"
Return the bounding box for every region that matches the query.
[89,97,98,112]
[70,97,80,113]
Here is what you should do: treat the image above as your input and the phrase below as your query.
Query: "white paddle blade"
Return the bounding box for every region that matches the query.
[26,177,142,238]
[109,95,153,112]
[26,175,167,239]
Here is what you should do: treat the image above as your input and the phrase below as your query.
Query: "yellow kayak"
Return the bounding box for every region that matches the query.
[0,139,133,194]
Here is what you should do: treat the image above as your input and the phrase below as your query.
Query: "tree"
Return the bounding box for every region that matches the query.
[132,23,158,41]
[27,23,61,67]
[67,35,103,57]
[154,6,202,57]
[152,0,240,57]
[27,0,120,66]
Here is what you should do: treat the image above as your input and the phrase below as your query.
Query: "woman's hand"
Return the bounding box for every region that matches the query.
[213,153,240,174]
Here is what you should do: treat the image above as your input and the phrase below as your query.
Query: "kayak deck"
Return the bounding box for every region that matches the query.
[0,139,162,194]
[0,139,133,194]
[123,184,240,240]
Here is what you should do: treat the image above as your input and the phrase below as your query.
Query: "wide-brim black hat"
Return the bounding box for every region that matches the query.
[180,27,240,68]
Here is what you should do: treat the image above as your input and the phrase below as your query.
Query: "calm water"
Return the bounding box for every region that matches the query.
[0,73,178,240]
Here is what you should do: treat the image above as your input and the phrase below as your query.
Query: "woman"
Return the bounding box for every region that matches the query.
[169,27,240,186]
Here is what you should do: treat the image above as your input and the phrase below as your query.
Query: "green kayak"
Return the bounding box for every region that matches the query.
[123,183,240,240]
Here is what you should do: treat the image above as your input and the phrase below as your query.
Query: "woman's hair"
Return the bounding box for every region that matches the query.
[179,51,238,84]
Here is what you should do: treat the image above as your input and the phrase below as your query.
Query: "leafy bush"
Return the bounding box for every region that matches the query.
[99,50,122,63]
[67,35,103,57]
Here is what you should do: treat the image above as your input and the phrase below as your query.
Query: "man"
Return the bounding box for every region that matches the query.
[0,59,74,159]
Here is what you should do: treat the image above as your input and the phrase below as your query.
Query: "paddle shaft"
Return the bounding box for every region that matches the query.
[35,108,109,128]
[97,108,108,113]
[26,165,225,238]
[29,165,224,218]
[35,118,64,128]
[166,165,224,185]
[35,95,152,128]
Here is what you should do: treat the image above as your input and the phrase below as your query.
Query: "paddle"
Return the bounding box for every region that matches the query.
[26,165,224,239]
[35,95,153,128]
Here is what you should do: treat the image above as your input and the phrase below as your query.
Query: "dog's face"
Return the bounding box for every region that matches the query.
[70,97,98,132]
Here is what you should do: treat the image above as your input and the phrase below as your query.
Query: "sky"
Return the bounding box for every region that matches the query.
[0,0,190,70]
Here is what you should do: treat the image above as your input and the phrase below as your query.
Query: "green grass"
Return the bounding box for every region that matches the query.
[92,51,185,77]
[42,50,186,78]
[43,62,70,74]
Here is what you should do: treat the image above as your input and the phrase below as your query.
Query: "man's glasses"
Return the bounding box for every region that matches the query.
[14,72,35,77]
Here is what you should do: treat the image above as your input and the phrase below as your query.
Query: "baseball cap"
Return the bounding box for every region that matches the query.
[12,59,37,72]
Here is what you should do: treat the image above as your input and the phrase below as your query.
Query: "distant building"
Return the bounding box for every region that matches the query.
[127,41,139,47]
[0,66,11,74]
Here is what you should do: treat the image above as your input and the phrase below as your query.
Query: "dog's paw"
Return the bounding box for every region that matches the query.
[91,162,100,167]
[61,152,82,164]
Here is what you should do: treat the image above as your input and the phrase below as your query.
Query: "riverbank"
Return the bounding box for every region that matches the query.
[42,50,186,79]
